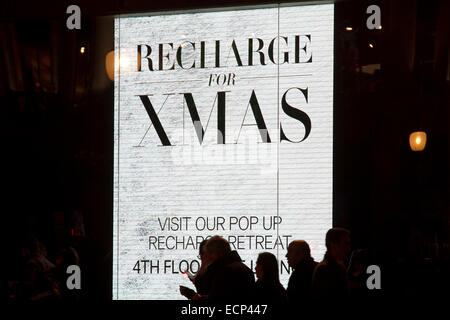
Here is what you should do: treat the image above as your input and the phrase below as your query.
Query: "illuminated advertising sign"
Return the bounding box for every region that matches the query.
[114,3,333,300]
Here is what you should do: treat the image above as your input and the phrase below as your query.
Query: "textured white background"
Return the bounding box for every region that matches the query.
[114,4,333,300]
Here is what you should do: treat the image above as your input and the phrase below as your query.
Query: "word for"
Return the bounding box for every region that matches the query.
[208,73,236,86]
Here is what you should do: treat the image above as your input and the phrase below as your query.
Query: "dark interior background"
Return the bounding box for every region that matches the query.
[0,0,448,300]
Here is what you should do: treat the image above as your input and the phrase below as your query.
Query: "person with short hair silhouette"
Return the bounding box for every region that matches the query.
[285,240,317,303]
[203,235,255,302]
[312,228,351,299]
[179,239,212,300]
[254,252,288,304]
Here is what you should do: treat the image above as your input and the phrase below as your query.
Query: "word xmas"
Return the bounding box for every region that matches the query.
[139,87,311,146]
[137,35,312,71]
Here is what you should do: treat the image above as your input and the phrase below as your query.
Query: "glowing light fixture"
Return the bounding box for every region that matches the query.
[409,131,427,151]
[105,50,114,81]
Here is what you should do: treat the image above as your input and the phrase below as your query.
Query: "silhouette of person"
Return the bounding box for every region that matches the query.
[347,249,369,297]
[254,252,288,304]
[202,235,255,302]
[21,235,60,302]
[285,240,317,303]
[312,228,351,300]
[179,239,211,300]
[193,239,212,296]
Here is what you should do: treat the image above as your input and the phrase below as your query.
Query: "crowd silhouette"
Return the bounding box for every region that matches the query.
[5,227,367,307]
[3,230,107,303]
[179,227,369,309]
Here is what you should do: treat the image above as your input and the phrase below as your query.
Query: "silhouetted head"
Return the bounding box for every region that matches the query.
[256,252,280,284]
[205,235,231,263]
[286,240,311,268]
[325,228,351,262]
[198,239,208,262]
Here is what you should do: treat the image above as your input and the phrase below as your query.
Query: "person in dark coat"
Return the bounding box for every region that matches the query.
[254,252,288,304]
[202,235,255,302]
[285,240,318,303]
[312,228,351,300]
[179,239,212,300]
